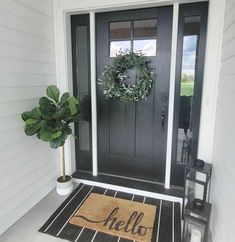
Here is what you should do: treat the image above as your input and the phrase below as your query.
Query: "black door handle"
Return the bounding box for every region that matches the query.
[161,111,166,129]
[160,106,167,130]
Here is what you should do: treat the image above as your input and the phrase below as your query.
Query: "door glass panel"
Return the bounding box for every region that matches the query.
[133,39,157,56]
[110,41,131,57]
[76,26,91,151]
[176,16,200,164]
[110,21,131,39]
[71,14,92,172]
[134,19,157,38]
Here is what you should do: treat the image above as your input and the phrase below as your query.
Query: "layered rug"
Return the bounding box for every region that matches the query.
[39,184,181,242]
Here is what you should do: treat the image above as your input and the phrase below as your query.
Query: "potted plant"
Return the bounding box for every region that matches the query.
[21,85,79,195]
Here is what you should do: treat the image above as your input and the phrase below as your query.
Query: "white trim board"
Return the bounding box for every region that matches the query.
[57,0,208,13]
[165,2,179,189]
[73,178,183,203]
[53,0,224,188]
[90,12,98,176]
[197,0,226,163]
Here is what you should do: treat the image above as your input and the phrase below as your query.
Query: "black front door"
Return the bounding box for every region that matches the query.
[96,7,173,183]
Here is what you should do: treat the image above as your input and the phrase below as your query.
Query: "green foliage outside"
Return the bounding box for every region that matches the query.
[21,85,79,149]
[180,74,194,97]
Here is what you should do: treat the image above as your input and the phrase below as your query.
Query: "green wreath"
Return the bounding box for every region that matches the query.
[98,52,153,102]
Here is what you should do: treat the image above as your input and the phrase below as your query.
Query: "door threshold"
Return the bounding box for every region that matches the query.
[72,170,183,203]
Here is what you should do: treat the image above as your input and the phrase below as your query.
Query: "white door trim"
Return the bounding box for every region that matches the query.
[89,11,98,176]
[165,2,179,189]
[53,0,224,189]
[73,177,183,203]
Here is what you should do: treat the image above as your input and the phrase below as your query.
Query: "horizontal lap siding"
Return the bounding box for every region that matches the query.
[211,0,235,242]
[0,0,58,235]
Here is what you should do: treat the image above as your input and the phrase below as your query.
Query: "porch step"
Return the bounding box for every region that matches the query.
[72,171,183,201]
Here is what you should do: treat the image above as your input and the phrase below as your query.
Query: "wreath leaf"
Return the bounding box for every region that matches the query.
[98,52,153,103]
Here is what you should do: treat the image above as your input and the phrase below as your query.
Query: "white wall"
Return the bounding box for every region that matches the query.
[0,0,58,235]
[210,0,235,241]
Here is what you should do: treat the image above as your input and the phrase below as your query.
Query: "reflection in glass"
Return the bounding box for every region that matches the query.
[133,39,156,56]
[76,26,91,151]
[134,19,157,38]
[110,21,131,39]
[110,41,131,57]
[109,19,157,57]
[177,16,200,164]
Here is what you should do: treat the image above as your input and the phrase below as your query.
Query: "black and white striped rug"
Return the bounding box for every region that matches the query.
[39,184,181,242]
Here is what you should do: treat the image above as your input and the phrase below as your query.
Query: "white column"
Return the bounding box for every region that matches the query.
[90,11,98,176]
[165,2,179,189]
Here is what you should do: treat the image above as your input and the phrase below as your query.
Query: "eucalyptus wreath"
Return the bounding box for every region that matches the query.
[98,52,153,102]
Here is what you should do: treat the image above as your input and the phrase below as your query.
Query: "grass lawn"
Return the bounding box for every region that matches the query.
[180,82,194,96]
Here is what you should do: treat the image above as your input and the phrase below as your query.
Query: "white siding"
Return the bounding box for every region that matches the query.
[0,0,58,235]
[210,0,235,241]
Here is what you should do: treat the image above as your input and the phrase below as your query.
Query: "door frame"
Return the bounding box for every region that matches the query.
[53,0,225,189]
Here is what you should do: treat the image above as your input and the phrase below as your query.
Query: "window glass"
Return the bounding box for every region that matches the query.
[110,21,131,39]
[109,19,157,57]
[134,19,157,38]
[110,41,131,57]
[177,16,201,164]
[133,39,156,56]
[76,26,91,151]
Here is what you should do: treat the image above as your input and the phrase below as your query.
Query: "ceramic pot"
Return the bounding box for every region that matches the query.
[56,175,73,195]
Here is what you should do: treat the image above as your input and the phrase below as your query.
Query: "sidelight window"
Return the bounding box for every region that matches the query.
[71,14,92,172]
[176,15,200,164]
[171,2,208,188]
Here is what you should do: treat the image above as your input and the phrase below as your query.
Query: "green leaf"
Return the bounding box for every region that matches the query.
[69,102,77,115]
[52,105,68,119]
[49,130,68,149]
[65,113,80,124]
[60,92,70,105]
[38,125,54,141]
[25,118,38,125]
[31,107,41,120]
[64,126,72,135]
[46,85,60,102]
[24,120,45,136]
[51,131,62,139]
[21,111,32,121]
[49,141,61,149]
[39,97,57,120]
[39,97,56,110]
[68,96,79,105]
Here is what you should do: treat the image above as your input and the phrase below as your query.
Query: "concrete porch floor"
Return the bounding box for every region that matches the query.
[0,185,212,242]
[0,189,67,242]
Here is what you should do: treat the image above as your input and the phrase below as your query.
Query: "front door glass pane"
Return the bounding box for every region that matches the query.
[110,41,131,57]
[133,19,157,38]
[110,21,131,39]
[109,19,157,57]
[133,39,157,56]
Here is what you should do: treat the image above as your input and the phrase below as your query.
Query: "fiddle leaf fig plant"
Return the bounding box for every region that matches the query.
[21,85,79,149]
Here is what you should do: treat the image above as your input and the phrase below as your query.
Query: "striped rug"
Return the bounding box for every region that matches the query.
[39,184,181,242]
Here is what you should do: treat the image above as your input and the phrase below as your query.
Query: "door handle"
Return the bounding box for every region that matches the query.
[161,106,167,130]
[161,111,165,129]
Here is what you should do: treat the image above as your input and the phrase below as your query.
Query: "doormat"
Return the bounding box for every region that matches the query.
[39,183,182,242]
[69,193,156,242]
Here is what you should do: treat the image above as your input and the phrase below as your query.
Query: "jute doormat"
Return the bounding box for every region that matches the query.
[69,192,157,242]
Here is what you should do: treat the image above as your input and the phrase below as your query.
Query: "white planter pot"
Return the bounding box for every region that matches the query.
[56,175,73,195]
